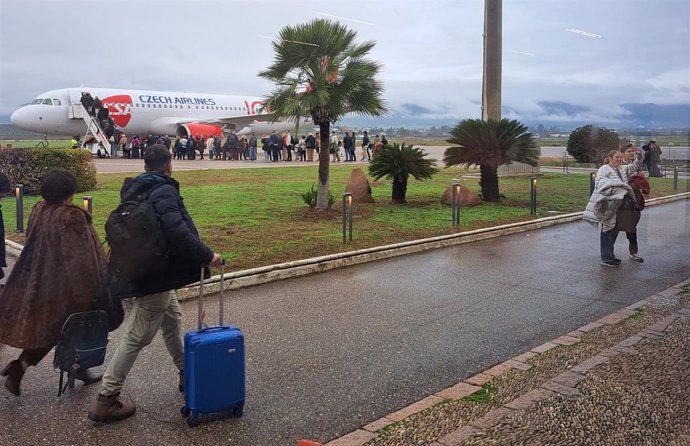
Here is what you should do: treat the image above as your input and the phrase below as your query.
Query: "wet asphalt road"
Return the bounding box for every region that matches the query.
[1,200,688,446]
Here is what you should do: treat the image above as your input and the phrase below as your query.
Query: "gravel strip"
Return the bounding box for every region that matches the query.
[363,291,689,446]
[462,317,690,446]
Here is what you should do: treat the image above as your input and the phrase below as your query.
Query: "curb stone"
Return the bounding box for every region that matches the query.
[322,279,689,446]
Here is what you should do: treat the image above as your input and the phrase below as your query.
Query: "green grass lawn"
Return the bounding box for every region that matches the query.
[2,165,687,272]
[0,139,72,149]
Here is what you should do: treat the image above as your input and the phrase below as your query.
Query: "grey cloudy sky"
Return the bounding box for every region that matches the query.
[1,0,688,128]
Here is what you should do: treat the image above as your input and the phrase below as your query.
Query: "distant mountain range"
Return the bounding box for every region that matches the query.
[342,102,690,131]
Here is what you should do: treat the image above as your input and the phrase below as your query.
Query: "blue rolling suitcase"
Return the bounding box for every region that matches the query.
[181,262,245,427]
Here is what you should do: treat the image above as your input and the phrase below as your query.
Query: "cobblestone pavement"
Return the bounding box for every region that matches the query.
[327,281,690,446]
[461,314,690,445]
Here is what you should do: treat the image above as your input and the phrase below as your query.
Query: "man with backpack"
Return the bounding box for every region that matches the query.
[88,145,222,423]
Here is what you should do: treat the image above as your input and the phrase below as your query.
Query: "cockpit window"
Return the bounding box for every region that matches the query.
[31,99,43,105]
[53,99,61,105]
[42,98,53,105]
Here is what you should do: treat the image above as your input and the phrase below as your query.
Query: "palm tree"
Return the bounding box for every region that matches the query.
[259,19,387,210]
[369,143,438,203]
[443,118,538,202]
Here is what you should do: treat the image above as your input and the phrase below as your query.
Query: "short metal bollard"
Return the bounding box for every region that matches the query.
[589,172,596,196]
[530,176,537,215]
[673,165,678,190]
[83,196,93,214]
[451,183,461,226]
[15,184,24,233]
[342,193,352,243]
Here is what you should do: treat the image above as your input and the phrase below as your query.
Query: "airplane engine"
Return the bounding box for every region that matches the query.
[177,123,222,139]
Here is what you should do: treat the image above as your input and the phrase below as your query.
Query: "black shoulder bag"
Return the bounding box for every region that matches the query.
[614,169,641,233]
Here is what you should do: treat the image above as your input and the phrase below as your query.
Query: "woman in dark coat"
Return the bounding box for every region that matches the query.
[0,172,10,282]
[0,170,110,396]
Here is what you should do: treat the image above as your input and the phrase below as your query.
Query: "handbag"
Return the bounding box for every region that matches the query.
[614,195,641,233]
[53,310,109,396]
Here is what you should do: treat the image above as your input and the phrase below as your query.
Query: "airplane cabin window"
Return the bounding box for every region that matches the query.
[42,99,53,105]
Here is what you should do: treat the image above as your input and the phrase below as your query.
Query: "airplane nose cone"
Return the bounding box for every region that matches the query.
[10,108,20,126]
[10,107,27,127]
[10,106,32,131]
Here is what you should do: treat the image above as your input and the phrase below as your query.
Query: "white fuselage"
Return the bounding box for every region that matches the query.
[10,87,307,137]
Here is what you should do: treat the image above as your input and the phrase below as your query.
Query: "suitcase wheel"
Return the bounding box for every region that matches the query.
[232,405,244,418]
[187,412,201,427]
[180,406,190,417]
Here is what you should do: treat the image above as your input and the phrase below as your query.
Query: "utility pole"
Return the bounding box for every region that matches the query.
[482,0,502,121]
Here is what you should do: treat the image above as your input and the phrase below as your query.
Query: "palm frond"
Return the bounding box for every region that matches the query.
[260,18,386,126]
[443,118,538,168]
[369,143,438,181]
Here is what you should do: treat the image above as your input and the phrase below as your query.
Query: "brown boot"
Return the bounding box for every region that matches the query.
[1,360,26,397]
[88,393,136,423]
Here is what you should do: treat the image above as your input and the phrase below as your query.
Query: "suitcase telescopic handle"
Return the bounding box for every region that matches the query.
[198,259,226,331]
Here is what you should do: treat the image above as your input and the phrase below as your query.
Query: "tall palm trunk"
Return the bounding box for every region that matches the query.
[392,173,408,203]
[479,164,500,202]
[316,122,331,210]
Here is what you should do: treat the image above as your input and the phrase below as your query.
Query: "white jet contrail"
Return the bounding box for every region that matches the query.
[314,12,376,26]
[566,28,602,38]
[511,50,535,56]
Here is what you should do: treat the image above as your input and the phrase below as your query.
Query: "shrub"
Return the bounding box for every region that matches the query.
[566,125,619,164]
[369,143,438,203]
[0,148,97,194]
[297,183,335,209]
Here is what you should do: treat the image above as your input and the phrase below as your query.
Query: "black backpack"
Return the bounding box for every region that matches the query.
[53,310,109,396]
[105,184,168,281]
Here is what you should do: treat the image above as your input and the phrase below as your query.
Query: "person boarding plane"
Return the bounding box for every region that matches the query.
[10,87,309,154]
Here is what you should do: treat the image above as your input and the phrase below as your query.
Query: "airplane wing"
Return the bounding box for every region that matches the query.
[176,114,274,130]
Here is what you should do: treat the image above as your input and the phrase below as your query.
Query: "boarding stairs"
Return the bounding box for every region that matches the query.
[68,104,111,156]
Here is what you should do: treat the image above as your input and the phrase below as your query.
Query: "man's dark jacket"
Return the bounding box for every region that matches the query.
[110,172,213,298]
[269,133,281,148]
[227,134,239,149]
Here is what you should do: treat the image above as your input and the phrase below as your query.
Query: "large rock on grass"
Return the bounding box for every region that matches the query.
[441,184,481,207]
[345,168,374,203]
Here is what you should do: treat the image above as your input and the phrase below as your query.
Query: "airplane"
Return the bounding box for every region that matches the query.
[10,87,310,141]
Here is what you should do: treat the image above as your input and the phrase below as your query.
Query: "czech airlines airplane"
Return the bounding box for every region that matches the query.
[10,87,309,138]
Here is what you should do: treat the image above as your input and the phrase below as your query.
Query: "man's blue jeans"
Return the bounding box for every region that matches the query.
[600,228,620,262]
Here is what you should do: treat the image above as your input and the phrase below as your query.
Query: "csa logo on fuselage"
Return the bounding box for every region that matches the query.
[102,95,133,128]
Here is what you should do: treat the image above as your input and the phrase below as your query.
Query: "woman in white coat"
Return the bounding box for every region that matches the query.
[583,149,641,267]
